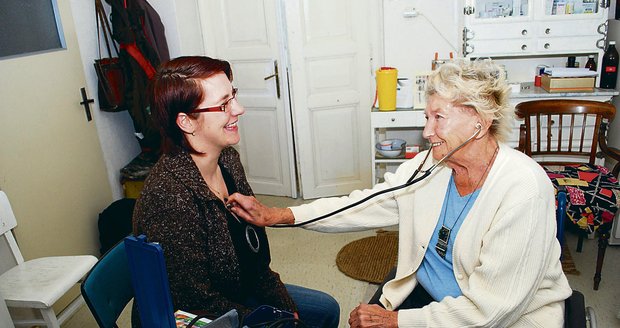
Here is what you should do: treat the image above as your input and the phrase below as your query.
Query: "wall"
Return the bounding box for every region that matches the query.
[73,0,620,199]
[383,0,459,79]
[69,0,205,200]
[70,0,142,200]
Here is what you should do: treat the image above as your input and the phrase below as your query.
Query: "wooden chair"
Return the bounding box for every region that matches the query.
[0,191,98,327]
[516,99,620,290]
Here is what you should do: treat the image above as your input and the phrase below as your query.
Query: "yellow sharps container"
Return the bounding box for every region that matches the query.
[376,67,398,111]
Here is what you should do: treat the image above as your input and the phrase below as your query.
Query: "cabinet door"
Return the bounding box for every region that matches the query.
[463,0,608,57]
[536,0,607,20]
[467,0,531,21]
[536,19,603,37]
[463,0,534,56]
[537,35,603,53]
[468,39,535,56]
[472,21,534,39]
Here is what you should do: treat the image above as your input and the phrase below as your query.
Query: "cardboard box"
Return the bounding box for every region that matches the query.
[541,75,595,93]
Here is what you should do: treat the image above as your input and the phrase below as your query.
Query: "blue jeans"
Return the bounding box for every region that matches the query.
[243,284,339,328]
[285,284,339,328]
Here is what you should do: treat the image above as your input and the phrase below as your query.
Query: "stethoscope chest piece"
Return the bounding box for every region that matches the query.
[245,225,260,253]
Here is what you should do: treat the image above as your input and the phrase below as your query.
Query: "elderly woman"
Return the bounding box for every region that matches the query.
[227,59,572,327]
[132,56,339,327]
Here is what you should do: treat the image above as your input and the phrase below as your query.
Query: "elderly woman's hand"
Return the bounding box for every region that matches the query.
[225,193,294,227]
[349,303,398,328]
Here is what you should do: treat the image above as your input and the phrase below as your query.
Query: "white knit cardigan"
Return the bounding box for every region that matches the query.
[290,143,572,327]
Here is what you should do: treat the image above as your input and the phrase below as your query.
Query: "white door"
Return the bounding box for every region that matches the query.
[199,0,373,199]
[0,1,112,258]
[285,0,373,198]
[199,0,296,197]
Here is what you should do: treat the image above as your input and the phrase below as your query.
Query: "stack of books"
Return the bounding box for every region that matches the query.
[541,67,597,93]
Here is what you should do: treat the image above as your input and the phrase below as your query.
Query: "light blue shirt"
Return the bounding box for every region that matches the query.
[416,175,480,302]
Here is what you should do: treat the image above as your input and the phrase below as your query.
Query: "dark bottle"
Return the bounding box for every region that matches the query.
[601,41,619,89]
[585,55,597,71]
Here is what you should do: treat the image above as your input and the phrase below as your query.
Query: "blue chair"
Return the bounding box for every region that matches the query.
[124,235,241,328]
[557,190,598,328]
[80,241,134,328]
[123,235,176,328]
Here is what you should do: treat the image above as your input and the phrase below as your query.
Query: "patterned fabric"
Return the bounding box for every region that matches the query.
[545,163,620,233]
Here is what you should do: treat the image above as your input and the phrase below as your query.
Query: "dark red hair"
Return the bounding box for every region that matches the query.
[150,56,232,153]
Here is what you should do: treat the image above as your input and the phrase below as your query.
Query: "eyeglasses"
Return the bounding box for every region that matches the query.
[190,88,238,114]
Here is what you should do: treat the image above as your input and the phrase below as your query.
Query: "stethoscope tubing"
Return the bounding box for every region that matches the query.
[271,125,483,228]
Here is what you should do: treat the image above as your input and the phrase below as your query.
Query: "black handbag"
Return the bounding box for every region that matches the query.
[94,0,126,112]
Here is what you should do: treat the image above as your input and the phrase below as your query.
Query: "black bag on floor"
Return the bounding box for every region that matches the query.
[98,198,135,255]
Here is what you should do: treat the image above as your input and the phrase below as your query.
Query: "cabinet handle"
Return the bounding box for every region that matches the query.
[391,118,396,122]
[544,43,550,49]
[545,28,551,34]
[521,29,527,36]
[521,44,527,51]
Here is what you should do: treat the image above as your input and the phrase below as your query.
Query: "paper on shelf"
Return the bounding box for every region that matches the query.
[543,67,598,77]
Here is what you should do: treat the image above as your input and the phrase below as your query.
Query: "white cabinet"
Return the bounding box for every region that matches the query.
[461,0,609,57]
[371,109,426,184]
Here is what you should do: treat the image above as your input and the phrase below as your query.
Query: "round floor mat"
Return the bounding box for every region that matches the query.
[336,230,398,284]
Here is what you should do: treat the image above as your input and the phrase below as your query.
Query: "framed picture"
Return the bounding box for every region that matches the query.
[0,0,66,59]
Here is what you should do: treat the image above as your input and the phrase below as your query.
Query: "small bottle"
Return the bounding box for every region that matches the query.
[585,55,597,71]
[601,41,619,89]
[567,56,576,68]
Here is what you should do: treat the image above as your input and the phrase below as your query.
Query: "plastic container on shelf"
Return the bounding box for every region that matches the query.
[376,67,398,111]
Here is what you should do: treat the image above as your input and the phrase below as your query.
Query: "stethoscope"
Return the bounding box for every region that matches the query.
[271,123,484,228]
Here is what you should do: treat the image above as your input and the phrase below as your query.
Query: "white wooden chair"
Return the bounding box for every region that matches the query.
[0,191,97,327]
[0,290,15,328]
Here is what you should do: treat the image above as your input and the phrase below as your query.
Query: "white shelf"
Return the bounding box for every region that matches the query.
[371,109,426,185]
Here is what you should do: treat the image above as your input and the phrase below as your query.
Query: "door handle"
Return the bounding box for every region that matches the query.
[79,87,94,122]
[264,60,280,99]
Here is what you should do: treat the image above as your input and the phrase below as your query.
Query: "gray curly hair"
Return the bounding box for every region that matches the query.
[425,59,513,142]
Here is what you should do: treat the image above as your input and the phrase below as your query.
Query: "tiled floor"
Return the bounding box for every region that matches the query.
[61,195,620,327]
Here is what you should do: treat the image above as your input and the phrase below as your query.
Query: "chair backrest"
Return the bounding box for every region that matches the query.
[124,235,175,328]
[0,191,25,266]
[515,99,616,166]
[81,241,134,328]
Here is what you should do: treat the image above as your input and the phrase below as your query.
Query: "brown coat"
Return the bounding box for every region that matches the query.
[133,147,296,318]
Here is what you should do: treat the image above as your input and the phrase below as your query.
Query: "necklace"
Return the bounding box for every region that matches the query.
[435,145,499,259]
[209,186,224,199]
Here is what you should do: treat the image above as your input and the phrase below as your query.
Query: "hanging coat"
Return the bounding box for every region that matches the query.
[105,0,170,152]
